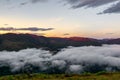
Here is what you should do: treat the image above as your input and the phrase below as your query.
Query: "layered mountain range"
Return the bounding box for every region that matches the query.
[0,33,120,51]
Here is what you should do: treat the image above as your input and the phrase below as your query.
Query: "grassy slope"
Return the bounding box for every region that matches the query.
[0,72,120,80]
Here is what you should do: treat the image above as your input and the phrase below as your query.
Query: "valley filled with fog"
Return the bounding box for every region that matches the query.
[0,45,120,75]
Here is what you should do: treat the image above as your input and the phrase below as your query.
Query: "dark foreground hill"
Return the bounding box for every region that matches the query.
[0,72,120,80]
[0,33,120,51]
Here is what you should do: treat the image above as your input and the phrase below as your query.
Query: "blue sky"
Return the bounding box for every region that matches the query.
[0,0,120,38]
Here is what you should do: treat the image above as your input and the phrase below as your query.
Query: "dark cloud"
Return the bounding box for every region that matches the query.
[65,0,117,8]
[0,27,54,31]
[64,0,120,14]
[102,1,120,14]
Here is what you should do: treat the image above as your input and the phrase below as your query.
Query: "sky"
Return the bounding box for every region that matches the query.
[0,0,120,38]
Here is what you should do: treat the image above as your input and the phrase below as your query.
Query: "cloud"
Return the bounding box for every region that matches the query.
[3,0,48,6]
[63,33,70,36]
[20,2,28,6]
[0,27,54,31]
[33,33,46,36]
[1,45,120,75]
[68,65,83,74]
[4,24,9,26]
[31,0,48,3]
[19,0,48,6]
[3,0,120,14]
[64,0,120,14]
[106,33,114,35]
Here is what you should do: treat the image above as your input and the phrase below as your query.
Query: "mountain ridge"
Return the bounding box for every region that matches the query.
[0,33,120,51]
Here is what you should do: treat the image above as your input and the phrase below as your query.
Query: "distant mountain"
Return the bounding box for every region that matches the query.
[0,33,120,51]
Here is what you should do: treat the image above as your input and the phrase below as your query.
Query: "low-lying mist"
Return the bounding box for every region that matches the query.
[0,45,120,75]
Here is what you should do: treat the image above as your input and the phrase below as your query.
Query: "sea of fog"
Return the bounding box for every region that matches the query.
[0,45,120,75]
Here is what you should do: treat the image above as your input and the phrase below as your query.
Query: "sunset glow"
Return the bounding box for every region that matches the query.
[0,0,120,38]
